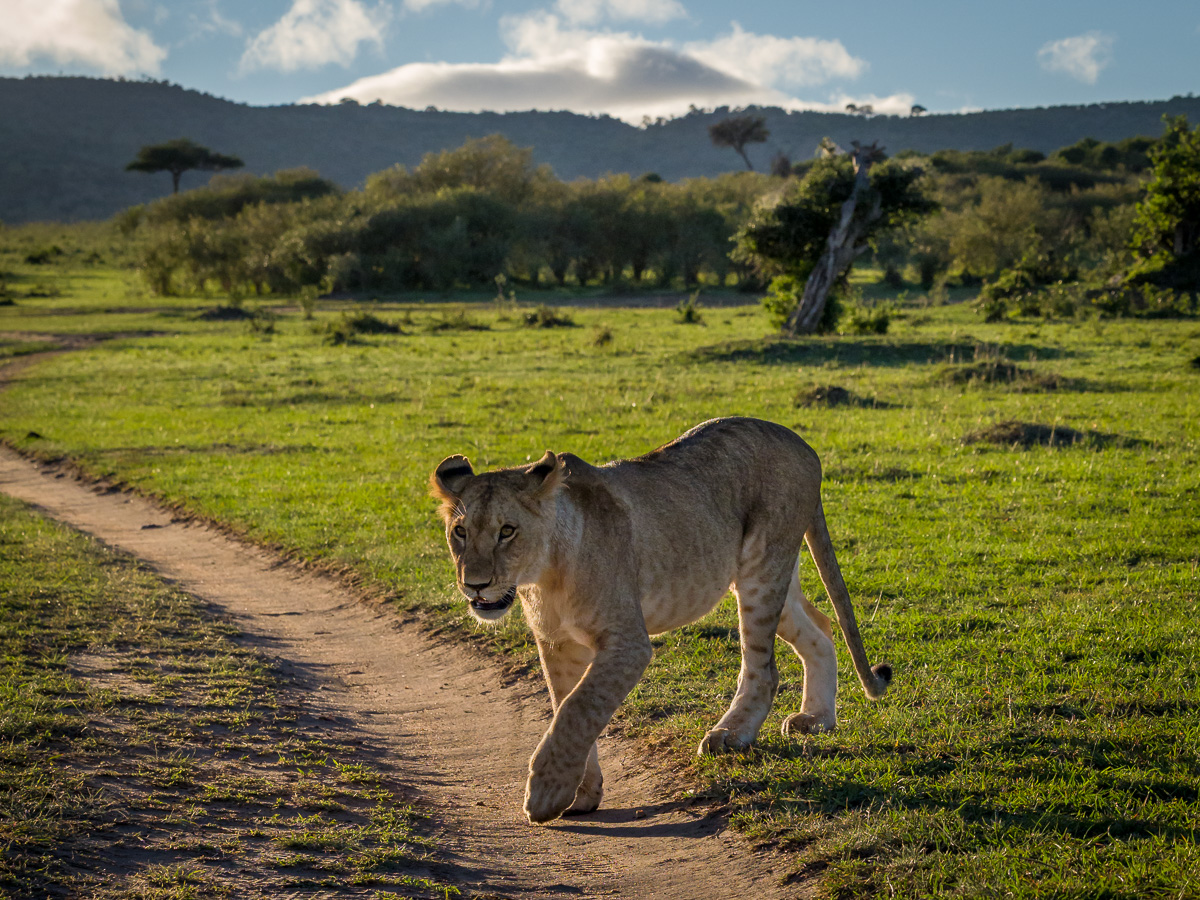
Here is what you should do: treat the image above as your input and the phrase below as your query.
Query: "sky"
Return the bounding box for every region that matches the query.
[1,0,1196,123]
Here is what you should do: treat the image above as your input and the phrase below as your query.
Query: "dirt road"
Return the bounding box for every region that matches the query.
[0,447,803,898]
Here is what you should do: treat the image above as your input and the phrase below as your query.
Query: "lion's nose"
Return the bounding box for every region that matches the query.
[464,579,492,592]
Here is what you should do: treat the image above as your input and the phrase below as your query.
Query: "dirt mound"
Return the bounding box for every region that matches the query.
[963,420,1136,448]
[940,360,1068,390]
[795,385,891,408]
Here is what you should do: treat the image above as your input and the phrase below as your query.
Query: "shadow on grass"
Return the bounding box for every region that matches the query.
[685,338,1071,368]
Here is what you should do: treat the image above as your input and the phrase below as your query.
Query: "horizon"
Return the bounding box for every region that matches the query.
[3,1,1197,124]
[5,72,1194,123]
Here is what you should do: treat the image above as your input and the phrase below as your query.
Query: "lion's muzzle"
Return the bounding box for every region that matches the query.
[468,585,517,619]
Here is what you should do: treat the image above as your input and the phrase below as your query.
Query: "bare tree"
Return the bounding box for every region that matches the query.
[782,142,889,335]
[708,115,769,170]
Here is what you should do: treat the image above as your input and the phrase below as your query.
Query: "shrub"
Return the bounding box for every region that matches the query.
[676,292,704,324]
[524,306,576,328]
[247,309,277,335]
[425,310,490,332]
[341,310,402,334]
[842,303,891,335]
[24,245,63,265]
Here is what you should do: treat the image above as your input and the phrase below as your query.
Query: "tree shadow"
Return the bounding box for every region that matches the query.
[685,337,1071,368]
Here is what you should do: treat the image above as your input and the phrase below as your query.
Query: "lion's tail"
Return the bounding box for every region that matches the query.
[805,501,892,700]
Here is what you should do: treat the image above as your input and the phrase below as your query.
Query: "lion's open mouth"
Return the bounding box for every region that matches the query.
[470,586,517,613]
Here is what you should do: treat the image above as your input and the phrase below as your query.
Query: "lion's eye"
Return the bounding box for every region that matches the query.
[452,525,466,540]
[499,524,516,540]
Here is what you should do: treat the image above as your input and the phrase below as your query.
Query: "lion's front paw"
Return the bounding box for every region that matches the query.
[781,712,836,736]
[524,768,583,824]
[697,727,750,756]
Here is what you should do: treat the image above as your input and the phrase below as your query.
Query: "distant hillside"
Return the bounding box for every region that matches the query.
[3,76,1199,224]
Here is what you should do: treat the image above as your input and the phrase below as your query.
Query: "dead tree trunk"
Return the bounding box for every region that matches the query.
[783,143,885,335]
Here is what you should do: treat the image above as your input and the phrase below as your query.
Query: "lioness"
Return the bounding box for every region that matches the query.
[430,417,891,825]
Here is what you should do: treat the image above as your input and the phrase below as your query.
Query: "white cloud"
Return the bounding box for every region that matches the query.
[194,1,243,38]
[402,0,483,13]
[686,22,864,88]
[240,0,389,73]
[829,92,917,117]
[303,14,909,123]
[1037,32,1113,84]
[554,0,686,26]
[0,0,167,75]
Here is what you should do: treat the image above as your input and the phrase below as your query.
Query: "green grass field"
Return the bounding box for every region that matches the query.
[0,492,458,898]
[2,258,1199,898]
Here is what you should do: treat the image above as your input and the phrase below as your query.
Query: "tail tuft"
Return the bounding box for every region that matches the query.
[865,663,893,699]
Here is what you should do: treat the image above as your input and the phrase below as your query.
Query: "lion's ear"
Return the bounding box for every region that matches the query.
[526,450,563,497]
[431,455,474,504]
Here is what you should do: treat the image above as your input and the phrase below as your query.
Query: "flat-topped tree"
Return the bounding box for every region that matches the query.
[708,115,769,171]
[126,138,244,194]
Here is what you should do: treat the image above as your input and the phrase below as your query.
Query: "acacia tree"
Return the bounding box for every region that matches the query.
[1130,115,1200,288]
[709,115,769,171]
[734,141,933,334]
[126,138,243,194]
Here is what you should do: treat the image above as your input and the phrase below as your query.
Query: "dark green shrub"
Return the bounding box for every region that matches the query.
[524,306,575,328]
[843,304,891,334]
[24,245,63,265]
[675,293,704,324]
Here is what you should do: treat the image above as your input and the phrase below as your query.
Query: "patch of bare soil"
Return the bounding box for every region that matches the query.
[0,448,802,899]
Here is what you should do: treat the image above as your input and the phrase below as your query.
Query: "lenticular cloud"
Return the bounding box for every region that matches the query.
[301,16,904,122]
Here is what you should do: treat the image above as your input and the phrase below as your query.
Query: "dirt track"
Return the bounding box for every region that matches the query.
[0,447,804,898]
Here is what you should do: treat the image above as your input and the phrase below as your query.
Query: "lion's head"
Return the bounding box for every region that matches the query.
[430,450,564,622]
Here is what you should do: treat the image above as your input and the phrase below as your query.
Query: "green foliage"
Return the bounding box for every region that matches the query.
[141,168,340,226]
[130,136,772,299]
[734,154,931,325]
[1130,115,1200,289]
[366,134,554,205]
[761,274,842,332]
[523,305,576,328]
[24,244,63,264]
[842,302,891,334]
[675,292,704,324]
[1052,134,1157,172]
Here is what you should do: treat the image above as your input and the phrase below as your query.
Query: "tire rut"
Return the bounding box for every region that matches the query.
[0,448,805,899]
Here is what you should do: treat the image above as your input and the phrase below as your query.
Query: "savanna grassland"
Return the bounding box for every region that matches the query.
[0,492,459,898]
[1,247,1199,899]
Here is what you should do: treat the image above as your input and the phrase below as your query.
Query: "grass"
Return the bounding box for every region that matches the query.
[0,493,459,898]
[1,254,1199,898]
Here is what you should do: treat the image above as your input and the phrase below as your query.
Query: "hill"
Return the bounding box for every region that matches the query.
[3,76,1199,224]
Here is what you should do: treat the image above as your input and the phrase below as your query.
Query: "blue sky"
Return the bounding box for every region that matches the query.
[2,0,1196,122]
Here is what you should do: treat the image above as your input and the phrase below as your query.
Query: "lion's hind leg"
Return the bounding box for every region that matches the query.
[698,560,792,756]
[776,568,839,736]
